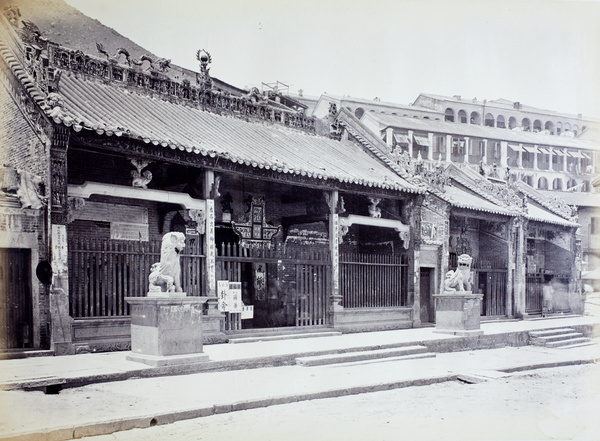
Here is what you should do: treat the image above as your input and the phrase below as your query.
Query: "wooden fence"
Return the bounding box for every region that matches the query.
[68,237,204,318]
[340,253,408,308]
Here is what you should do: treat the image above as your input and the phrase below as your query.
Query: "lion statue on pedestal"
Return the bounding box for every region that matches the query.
[148,232,186,293]
[444,254,473,292]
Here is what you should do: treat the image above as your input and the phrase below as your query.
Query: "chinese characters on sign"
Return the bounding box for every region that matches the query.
[217,280,242,313]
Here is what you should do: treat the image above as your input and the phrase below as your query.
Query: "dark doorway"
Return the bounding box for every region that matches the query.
[419,267,434,323]
[0,248,32,349]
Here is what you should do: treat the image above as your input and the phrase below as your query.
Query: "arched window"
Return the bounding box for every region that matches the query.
[553,178,563,190]
[470,112,480,124]
[564,123,571,133]
[544,121,555,134]
[567,179,578,190]
[538,177,548,190]
[533,120,542,132]
[556,122,563,135]
[522,175,533,186]
[354,107,365,119]
[573,124,579,136]
[522,118,531,131]
[458,110,468,123]
[445,108,455,122]
[496,115,506,129]
[484,113,495,127]
[508,117,518,129]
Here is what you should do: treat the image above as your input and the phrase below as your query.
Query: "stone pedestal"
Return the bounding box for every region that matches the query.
[125,295,210,367]
[433,292,484,336]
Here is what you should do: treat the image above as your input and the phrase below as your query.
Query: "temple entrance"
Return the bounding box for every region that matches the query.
[216,241,330,330]
[419,267,434,323]
[0,248,32,349]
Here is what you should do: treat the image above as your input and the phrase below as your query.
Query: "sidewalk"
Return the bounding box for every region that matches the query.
[0,316,599,441]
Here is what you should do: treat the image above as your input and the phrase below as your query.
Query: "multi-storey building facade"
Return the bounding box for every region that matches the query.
[308,93,600,272]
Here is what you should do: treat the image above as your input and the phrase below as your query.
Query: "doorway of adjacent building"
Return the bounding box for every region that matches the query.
[0,248,32,349]
[419,267,434,323]
[478,271,507,316]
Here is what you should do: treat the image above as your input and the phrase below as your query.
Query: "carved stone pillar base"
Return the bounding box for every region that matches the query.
[125,297,209,367]
[433,292,484,337]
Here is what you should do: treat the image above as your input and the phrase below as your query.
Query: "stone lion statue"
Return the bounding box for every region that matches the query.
[148,232,186,293]
[444,254,473,292]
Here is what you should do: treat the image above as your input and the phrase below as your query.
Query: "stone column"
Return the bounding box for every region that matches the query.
[533,145,539,170]
[483,139,490,165]
[426,133,433,160]
[385,127,394,149]
[203,170,219,317]
[513,218,528,317]
[49,126,74,355]
[408,130,414,159]
[518,144,523,168]
[562,149,568,172]
[328,190,342,312]
[505,220,514,318]
[445,135,452,162]
[463,137,470,163]
[500,141,508,168]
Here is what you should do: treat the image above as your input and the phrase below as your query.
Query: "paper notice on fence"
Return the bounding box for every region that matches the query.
[217,280,229,312]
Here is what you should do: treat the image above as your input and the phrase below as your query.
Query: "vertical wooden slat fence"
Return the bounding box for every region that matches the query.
[216,244,330,330]
[526,273,544,313]
[340,253,408,308]
[68,237,204,318]
[469,256,508,316]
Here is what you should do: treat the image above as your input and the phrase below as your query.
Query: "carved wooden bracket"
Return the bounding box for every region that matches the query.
[338,214,410,249]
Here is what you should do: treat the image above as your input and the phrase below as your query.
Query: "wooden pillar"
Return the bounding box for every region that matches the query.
[408,130,414,159]
[328,190,342,312]
[49,125,74,355]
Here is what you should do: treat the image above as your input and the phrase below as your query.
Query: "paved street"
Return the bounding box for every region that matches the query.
[78,363,600,441]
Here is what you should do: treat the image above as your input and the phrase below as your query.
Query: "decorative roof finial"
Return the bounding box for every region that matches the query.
[196,49,212,90]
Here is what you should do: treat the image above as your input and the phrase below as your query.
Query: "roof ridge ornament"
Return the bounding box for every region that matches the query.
[196,49,212,91]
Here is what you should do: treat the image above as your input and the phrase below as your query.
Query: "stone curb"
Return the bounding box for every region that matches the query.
[1,357,599,441]
[0,374,457,441]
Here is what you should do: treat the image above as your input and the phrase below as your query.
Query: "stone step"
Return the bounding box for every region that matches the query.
[529,328,575,338]
[531,332,584,343]
[228,331,342,344]
[546,337,592,348]
[555,341,597,350]
[327,352,437,367]
[296,345,429,367]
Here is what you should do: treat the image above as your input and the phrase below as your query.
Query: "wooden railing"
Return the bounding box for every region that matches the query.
[340,253,408,308]
[68,237,204,318]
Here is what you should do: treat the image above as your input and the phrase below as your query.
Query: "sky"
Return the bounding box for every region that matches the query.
[64,0,600,119]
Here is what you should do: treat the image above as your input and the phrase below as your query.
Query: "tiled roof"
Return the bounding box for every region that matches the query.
[526,202,578,227]
[364,113,598,150]
[47,73,420,193]
[538,190,600,208]
[439,184,516,217]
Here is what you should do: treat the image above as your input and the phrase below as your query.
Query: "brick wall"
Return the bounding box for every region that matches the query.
[1,81,52,347]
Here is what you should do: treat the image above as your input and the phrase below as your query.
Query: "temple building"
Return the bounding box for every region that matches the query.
[0,0,587,353]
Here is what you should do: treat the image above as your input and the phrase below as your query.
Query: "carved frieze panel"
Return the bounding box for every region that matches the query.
[232,197,280,249]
